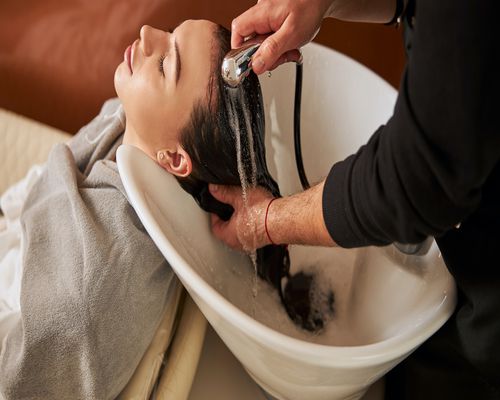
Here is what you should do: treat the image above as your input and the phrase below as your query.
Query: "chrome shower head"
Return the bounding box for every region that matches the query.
[221,41,261,88]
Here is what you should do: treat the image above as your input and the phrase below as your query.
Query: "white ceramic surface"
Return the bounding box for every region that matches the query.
[117,43,456,400]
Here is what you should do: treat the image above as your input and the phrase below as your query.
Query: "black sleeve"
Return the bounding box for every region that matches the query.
[322,0,500,247]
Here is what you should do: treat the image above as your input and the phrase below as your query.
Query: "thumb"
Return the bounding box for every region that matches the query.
[208,183,241,206]
[251,19,296,75]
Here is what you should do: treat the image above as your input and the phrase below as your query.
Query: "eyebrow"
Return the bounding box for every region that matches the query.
[174,38,181,86]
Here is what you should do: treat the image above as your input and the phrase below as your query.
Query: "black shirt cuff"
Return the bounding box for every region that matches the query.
[322,155,388,248]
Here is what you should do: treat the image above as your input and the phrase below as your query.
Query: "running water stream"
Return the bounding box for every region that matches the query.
[225,87,259,301]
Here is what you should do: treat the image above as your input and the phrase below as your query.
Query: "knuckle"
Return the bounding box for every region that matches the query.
[231,18,240,31]
[226,186,235,200]
[219,185,228,197]
[264,37,280,55]
[287,18,298,34]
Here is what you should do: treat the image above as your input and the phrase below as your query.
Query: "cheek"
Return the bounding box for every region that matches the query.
[115,72,151,120]
[115,72,180,144]
[114,64,152,106]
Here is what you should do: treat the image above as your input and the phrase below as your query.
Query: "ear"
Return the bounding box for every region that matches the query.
[156,146,192,178]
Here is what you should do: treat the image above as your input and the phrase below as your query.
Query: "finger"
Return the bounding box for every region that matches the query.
[268,48,302,71]
[251,18,297,74]
[211,213,241,250]
[210,213,225,239]
[208,183,241,205]
[231,2,283,49]
[231,21,245,49]
[231,4,263,48]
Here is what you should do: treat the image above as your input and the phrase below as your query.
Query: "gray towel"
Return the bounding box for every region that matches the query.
[0,99,174,400]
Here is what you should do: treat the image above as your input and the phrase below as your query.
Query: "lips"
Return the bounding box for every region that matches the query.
[124,44,133,73]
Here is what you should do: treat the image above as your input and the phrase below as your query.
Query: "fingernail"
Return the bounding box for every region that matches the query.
[209,183,218,192]
[252,56,265,73]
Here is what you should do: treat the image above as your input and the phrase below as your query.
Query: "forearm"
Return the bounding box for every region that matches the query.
[327,0,397,23]
[266,181,336,247]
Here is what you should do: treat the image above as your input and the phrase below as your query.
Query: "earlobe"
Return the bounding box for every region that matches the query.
[156,146,192,178]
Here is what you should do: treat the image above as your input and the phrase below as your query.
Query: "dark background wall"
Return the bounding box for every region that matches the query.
[0,0,405,133]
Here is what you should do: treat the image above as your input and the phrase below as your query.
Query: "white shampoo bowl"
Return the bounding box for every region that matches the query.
[117,43,456,400]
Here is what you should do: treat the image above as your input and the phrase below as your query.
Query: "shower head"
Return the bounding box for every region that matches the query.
[221,41,261,88]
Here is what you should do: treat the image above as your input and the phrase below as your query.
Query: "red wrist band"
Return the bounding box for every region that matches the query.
[265,198,277,245]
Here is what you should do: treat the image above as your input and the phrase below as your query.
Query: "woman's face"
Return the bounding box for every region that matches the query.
[115,20,216,156]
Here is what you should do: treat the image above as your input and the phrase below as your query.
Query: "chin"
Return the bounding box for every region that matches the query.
[114,63,127,100]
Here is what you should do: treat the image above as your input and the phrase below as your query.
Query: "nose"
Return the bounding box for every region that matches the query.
[139,25,167,56]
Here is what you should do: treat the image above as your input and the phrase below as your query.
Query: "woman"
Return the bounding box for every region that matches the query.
[117,21,324,332]
[0,19,287,400]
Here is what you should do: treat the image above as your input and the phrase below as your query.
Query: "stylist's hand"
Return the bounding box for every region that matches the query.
[209,183,274,252]
[232,0,334,74]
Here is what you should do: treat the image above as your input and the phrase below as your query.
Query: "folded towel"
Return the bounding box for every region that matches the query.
[0,99,175,400]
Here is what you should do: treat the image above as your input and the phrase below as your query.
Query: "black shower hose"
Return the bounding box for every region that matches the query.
[294,63,310,190]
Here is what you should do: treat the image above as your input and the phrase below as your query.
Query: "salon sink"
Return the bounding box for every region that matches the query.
[117,42,456,400]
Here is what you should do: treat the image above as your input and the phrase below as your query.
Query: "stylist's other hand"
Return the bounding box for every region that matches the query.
[231,0,334,74]
[209,183,274,252]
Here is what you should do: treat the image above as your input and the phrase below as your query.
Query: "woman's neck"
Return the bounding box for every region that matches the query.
[122,125,157,161]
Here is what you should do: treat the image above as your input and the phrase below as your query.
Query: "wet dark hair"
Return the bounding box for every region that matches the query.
[176,25,279,211]
[175,25,330,332]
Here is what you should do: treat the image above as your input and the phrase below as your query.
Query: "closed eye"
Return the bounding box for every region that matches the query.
[159,55,165,76]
